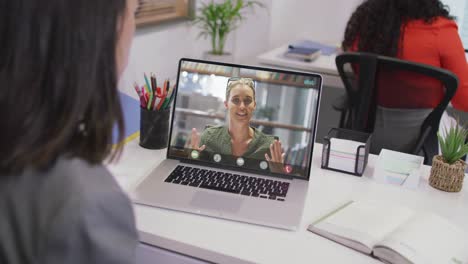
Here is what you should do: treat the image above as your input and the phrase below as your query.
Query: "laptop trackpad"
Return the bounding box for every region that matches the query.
[190,191,242,213]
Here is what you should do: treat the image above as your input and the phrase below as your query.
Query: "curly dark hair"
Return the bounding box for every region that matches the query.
[342,0,453,57]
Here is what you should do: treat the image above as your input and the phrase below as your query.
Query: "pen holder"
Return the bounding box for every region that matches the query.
[139,107,170,149]
[321,128,372,176]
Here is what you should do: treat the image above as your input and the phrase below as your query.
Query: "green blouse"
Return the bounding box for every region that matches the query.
[199,125,275,160]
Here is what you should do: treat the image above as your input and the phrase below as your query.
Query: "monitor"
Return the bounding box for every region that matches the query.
[167,59,322,179]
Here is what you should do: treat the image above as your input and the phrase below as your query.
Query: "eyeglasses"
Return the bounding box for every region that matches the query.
[230,97,254,106]
[227,77,255,89]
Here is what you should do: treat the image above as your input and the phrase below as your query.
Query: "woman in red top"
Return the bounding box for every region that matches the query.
[342,0,468,112]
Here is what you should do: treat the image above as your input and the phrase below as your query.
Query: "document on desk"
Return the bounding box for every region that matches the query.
[373,149,424,189]
[288,40,337,56]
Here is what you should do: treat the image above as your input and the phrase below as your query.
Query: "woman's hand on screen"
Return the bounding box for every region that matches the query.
[190,128,206,151]
[265,140,285,163]
[265,140,285,173]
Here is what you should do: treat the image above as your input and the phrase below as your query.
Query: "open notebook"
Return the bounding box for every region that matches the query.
[308,201,468,264]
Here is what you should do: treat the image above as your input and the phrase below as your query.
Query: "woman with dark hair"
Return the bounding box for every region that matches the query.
[0,0,139,263]
[342,0,468,111]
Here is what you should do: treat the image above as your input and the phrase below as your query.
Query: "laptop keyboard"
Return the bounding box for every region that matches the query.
[164,165,289,201]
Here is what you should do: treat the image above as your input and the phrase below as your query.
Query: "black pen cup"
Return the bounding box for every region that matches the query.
[139,107,170,149]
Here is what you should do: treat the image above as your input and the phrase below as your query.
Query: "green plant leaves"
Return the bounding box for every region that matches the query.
[437,123,468,164]
[193,0,265,55]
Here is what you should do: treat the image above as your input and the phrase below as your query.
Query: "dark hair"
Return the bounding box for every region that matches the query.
[342,0,452,56]
[0,0,128,174]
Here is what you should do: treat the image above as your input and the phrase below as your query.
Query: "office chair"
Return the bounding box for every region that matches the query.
[334,52,458,165]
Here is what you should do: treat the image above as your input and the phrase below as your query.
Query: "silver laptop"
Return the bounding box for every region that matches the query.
[132,58,322,230]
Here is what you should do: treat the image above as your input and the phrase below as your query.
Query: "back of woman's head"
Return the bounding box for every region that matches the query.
[342,0,452,56]
[0,0,128,174]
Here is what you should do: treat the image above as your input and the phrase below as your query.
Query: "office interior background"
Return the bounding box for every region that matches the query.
[119,0,364,90]
[119,0,468,144]
[113,1,468,262]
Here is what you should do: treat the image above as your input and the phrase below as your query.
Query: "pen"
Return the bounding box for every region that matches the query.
[163,89,176,109]
[133,82,145,107]
[151,73,157,94]
[144,91,149,108]
[145,85,153,110]
[152,86,162,110]
[161,84,175,109]
[148,80,158,110]
[156,89,167,110]
[143,74,153,110]
[141,85,149,108]
[156,87,161,97]
[162,80,168,97]
[144,73,152,93]
[133,82,141,95]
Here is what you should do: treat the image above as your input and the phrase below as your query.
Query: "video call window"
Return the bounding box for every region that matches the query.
[169,61,321,178]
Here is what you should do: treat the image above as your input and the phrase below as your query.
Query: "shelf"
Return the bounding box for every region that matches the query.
[180,66,314,88]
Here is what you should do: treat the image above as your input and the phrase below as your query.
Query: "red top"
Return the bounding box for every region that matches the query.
[353,17,468,111]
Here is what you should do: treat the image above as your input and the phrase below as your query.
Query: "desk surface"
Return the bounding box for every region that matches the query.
[108,139,468,264]
[257,45,468,88]
[256,45,342,89]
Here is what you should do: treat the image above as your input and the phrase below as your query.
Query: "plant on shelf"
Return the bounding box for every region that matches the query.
[193,0,264,56]
[429,121,468,192]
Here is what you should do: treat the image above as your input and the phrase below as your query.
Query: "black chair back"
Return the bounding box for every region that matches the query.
[335,52,458,164]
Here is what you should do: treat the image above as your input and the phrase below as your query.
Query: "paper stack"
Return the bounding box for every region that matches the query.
[373,149,424,189]
[327,138,365,173]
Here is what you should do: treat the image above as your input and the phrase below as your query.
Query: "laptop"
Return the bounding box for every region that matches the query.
[132,58,322,230]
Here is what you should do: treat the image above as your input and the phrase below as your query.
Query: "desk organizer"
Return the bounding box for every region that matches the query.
[321,128,372,176]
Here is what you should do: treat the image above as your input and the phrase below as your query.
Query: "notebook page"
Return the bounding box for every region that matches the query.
[312,201,414,251]
[375,213,468,264]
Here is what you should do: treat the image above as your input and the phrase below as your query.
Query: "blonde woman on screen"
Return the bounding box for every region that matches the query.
[191,77,285,169]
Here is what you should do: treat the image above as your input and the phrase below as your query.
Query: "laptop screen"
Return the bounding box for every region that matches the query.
[167,58,322,179]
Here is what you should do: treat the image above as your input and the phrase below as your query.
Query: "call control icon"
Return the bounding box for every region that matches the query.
[213,154,222,163]
[259,161,268,170]
[191,150,199,159]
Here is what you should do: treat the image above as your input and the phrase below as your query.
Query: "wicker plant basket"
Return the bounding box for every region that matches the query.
[429,155,466,192]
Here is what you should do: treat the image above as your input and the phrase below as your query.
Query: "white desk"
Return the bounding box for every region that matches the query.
[257,45,468,91]
[108,139,468,264]
[256,45,343,88]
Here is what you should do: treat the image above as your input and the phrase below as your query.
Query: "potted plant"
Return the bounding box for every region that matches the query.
[193,0,264,62]
[429,123,468,192]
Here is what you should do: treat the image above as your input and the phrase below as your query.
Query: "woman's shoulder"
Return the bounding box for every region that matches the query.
[36,157,129,210]
[42,158,137,262]
[57,158,115,189]
[253,128,276,144]
[406,17,457,30]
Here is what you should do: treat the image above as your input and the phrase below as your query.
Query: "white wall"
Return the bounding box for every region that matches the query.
[119,0,272,96]
[268,0,362,48]
[119,0,363,96]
